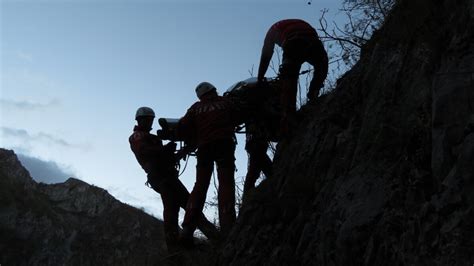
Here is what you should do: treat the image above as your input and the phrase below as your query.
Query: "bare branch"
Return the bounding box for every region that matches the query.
[248,65,254,77]
[317,0,394,75]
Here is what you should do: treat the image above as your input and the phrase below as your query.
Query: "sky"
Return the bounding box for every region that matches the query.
[0,0,346,220]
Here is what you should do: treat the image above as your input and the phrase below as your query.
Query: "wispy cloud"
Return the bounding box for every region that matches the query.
[37,132,72,147]
[16,51,33,62]
[0,98,60,111]
[17,153,72,184]
[1,126,73,148]
[107,186,163,218]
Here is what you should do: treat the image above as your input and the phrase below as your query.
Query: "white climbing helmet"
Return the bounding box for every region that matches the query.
[135,106,155,119]
[195,82,217,98]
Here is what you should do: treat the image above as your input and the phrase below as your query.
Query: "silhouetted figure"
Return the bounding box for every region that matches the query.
[129,107,218,251]
[177,82,238,246]
[257,19,328,135]
[243,124,273,197]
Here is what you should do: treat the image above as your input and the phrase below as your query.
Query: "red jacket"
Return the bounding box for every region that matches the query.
[177,95,237,148]
[129,125,175,175]
[258,19,319,80]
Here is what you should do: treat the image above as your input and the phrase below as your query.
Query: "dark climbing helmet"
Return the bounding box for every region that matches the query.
[195,82,217,99]
[135,107,155,120]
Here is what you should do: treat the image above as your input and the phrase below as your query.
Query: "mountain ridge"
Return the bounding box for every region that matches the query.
[0,148,168,265]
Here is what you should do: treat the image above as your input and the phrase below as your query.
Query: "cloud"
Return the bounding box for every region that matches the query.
[0,126,73,148]
[0,127,29,139]
[0,98,60,111]
[16,153,72,184]
[16,51,33,62]
[36,132,71,147]
[106,186,164,218]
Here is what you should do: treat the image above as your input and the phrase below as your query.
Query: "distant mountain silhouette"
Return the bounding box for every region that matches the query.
[16,153,70,184]
[0,149,167,265]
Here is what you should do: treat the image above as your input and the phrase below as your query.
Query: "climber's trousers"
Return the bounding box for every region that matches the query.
[182,139,236,236]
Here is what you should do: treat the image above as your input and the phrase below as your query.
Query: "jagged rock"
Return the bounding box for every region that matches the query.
[0,149,168,265]
[219,0,474,265]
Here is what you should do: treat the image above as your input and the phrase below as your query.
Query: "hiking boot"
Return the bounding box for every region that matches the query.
[165,231,180,253]
[179,227,195,248]
[197,215,220,241]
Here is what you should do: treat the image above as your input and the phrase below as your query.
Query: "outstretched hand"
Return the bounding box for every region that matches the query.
[306,90,317,102]
[156,129,169,140]
[165,141,177,152]
[175,149,188,161]
[307,84,323,103]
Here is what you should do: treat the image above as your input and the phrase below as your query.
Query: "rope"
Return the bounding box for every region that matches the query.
[178,154,189,178]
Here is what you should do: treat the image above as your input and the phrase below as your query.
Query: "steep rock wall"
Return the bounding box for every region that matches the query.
[220,0,474,265]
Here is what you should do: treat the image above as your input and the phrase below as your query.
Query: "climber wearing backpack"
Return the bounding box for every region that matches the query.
[257,19,328,135]
[129,107,218,251]
[176,82,239,246]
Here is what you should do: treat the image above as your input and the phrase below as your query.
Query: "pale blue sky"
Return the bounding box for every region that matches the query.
[1,0,345,219]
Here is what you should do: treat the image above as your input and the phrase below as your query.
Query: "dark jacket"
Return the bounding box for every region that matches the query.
[129,125,176,176]
[177,95,237,148]
[258,19,320,80]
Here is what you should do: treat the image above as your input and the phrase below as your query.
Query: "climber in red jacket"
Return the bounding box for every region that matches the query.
[177,82,239,246]
[129,107,218,251]
[257,19,328,135]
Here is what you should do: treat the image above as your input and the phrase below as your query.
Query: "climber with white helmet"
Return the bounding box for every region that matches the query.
[176,82,240,246]
[129,106,218,252]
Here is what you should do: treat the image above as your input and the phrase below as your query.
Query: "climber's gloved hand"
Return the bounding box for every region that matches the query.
[156,129,168,140]
[307,83,323,103]
[164,141,177,152]
[306,90,317,103]
[175,149,188,161]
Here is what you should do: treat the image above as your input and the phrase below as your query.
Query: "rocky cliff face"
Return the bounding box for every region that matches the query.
[219,0,474,265]
[0,149,168,265]
[2,0,473,265]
